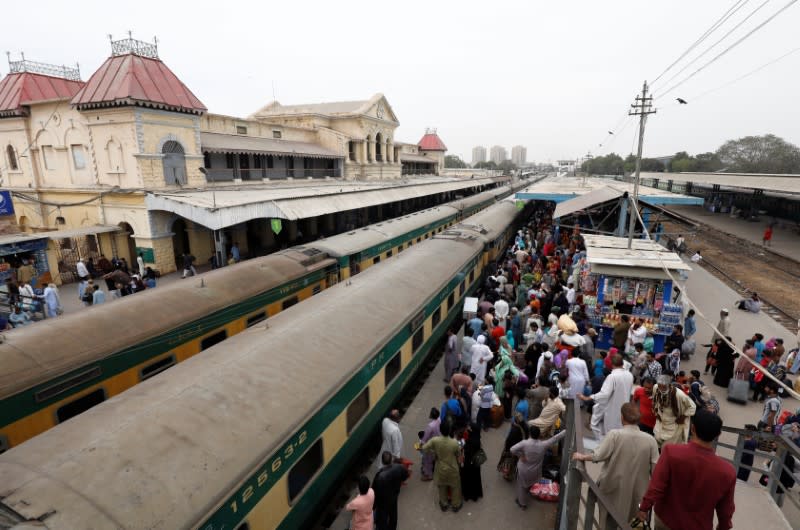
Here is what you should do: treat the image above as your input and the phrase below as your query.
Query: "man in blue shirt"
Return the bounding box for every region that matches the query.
[440,386,463,424]
[684,309,697,340]
[231,242,241,263]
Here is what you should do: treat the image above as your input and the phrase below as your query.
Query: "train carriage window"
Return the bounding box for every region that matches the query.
[432,308,441,328]
[346,388,370,434]
[246,312,267,327]
[412,328,425,353]
[312,285,322,296]
[469,270,475,284]
[373,256,380,265]
[0,434,8,454]
[288,439,323,502]
[139,354,177,381]
[416,237,421,243]
[386,250,393,258]
[235,523,250,530]
[385,352,401,386]
[56,388,105,423]
[282,296,299,310]
[447,292,455,311]
[201,330,227,351]
[459,280,465,297]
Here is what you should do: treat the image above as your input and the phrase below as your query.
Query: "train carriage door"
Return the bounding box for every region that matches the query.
[350,253,362,275]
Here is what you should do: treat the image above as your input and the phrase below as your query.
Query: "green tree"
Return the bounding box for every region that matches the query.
[473,161,497,169]
[695,152,723,172]
[444,155,467,168]
[716,134,800,173]
[623,154,636,173]
[497,160,518,172]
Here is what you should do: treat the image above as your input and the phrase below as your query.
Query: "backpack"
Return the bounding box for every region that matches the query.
[549,368,561,386]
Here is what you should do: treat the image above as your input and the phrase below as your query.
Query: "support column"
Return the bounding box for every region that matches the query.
[213,229,227,268]
[386,142,392,163]
[369,140,376,164]
[616,197,629,237]
[362,141,369,164]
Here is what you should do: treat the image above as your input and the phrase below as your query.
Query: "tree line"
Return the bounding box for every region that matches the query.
[581,134,800,175]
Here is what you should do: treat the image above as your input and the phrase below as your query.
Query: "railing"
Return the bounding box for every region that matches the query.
[557,399,634,530]
[202,167,342,181]
[714,425,800,516]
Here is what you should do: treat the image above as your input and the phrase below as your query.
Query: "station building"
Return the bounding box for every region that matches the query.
[0,37,497,278]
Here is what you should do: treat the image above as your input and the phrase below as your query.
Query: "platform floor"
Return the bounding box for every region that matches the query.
[329,355,558,529]
[666,204,800,263]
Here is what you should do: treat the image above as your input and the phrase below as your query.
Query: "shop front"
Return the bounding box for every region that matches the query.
[0,237,52,288]
[578,235,690,353]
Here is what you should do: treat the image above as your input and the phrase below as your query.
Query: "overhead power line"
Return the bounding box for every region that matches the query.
[650,0,751,86]
[656,0,798,100]
[655,0,774,96]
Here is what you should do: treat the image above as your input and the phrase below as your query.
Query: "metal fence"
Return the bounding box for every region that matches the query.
[557,399,633,530]
[54,235,101,284]
[202,167,342,182]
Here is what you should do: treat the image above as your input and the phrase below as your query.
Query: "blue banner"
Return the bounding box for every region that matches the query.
[0,191,14,216]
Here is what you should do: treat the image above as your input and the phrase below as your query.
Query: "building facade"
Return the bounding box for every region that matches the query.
[471,146,486,165]
[0,38,466,278]
[511,145,527,166]
[490,145,507,164]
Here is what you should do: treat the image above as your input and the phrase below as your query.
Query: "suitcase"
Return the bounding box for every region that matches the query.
[490,405,505,428]
[727,377,749,404]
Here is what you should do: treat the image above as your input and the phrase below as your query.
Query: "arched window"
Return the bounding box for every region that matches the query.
[162,141,186,185]
[107,139,123,172]
[6,145,18,171]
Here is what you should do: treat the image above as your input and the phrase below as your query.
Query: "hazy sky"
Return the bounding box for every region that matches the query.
[4,0,798,163]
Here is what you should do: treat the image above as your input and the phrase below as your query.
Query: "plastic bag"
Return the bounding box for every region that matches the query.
[530,479,559,502]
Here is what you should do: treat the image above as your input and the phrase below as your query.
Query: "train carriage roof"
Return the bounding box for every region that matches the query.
[0,251,334,401]
[0,229,486,529]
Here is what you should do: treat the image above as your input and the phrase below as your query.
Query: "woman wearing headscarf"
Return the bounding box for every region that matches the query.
[419,408,441,481]
[735,339,757,381]
[713,337,738,388]
[498,414,526,481]
[460,423,484,502]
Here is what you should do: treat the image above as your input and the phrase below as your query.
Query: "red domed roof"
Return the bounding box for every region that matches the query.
[72,53,206,114]
[418,131,447,151]
[0,72,84,118]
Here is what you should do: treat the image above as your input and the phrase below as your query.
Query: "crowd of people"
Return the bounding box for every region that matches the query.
[341,201,800,530]
[0,253,161,328]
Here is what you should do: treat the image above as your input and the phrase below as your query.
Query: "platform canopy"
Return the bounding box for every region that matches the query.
[146,176,508,230]
[515,176,703,212]
[0,225,121,247]
[639,172,800,194]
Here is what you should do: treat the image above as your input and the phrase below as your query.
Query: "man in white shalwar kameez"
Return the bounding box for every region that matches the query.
[579,354,633,441]
[470,335,493,385]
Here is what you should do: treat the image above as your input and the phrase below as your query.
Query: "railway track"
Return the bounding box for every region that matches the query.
[654,206,800,335]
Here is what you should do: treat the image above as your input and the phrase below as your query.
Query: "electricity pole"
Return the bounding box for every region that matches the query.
[626,80,656,249]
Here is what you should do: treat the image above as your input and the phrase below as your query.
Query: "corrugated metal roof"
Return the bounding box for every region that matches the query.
[515,176,703,205]
[417,132,447,151]
[200,132,341,158]
[71,53,206,114]
[638,172,800,194]
[553,186,623,218]
[400,153,437,163]
[0,225,120,246]
[584,235,690,272]
[0,72,84,117]
[145,176,507,229]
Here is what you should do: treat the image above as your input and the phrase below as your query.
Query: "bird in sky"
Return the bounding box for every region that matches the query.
[608,131,614,135]
[676,98,688,104]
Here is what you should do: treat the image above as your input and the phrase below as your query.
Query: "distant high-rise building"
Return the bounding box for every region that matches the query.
[471,146,487,165]
[511,145,527,166]
[489,145,507,164]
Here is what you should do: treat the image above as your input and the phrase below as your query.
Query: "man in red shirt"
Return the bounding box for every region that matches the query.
[632,377,657,435]
[637,409,736,530]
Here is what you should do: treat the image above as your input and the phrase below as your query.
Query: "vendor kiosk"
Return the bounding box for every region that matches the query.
[577,235,690,352]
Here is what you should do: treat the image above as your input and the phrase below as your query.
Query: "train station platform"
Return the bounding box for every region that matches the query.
[328,353,557,529]
[665,204,800,263]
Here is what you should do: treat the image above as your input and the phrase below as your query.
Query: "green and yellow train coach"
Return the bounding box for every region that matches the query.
[0,198,526,530]
[0,185,521,452]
